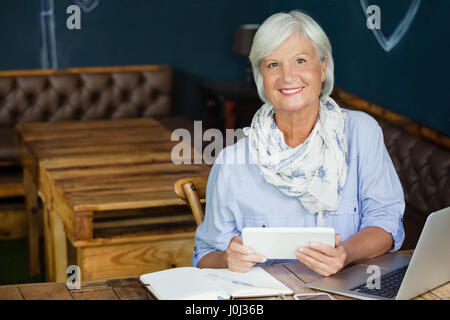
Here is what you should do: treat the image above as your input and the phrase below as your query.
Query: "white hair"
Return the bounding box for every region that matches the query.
[249,10,334,103]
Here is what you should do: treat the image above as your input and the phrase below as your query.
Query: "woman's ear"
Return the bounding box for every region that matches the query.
[321,56,328,82]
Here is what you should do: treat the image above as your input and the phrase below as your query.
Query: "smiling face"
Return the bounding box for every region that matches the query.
[261,32,327,114]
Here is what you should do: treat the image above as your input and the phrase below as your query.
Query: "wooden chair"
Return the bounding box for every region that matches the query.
[174,176,208,226]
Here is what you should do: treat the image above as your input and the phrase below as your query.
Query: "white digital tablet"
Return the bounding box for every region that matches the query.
[242,227,335,260]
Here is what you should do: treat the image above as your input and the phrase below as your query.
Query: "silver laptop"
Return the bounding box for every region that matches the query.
[307,207,450,300]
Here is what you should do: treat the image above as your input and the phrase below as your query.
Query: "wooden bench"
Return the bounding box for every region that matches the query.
[16,117,210,281]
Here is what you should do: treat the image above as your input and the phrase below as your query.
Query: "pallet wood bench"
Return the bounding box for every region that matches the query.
[15,117,210,281]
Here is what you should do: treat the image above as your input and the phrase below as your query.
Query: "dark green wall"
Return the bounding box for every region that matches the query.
[0,0,268,120]
[0,0,449,134]
[0,1,41,69]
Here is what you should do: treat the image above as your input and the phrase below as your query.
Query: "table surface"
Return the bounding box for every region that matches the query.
[16,117,210,213]
[0,251,448,300]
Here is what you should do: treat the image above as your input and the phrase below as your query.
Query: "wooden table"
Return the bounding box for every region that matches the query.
[15,117,210,282]
[0,251,448,300]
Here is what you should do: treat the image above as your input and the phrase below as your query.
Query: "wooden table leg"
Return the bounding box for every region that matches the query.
[74,211,94,241]
[49,208,68,283]
[43,203,55,282]
[23,167,41,275]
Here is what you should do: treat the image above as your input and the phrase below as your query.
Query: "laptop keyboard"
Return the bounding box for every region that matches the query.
[350,265,408,299]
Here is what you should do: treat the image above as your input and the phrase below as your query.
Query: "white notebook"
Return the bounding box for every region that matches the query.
[139,267,293,300]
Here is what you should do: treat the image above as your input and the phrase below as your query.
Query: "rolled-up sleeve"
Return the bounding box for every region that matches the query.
[192,160,239,267]
[358,118,405,252]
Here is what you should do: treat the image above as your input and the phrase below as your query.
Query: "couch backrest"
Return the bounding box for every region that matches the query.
[0,65,172,124]
[333,88,450,250]
[378,119,450,249]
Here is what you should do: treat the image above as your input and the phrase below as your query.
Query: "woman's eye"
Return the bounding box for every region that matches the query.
[267,62,277,68]
[296,58,306,64]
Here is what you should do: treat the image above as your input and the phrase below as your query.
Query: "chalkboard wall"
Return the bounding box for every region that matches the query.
[268,0,450,136]
[0,0,448,135]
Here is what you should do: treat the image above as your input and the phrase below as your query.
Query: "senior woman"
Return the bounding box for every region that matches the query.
[193,10,405,276]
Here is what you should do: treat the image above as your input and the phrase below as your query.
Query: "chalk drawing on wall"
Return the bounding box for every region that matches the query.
[40,0,57,69]
[73,0,100,13]
[40,0,101,69]
[360,0,422,52]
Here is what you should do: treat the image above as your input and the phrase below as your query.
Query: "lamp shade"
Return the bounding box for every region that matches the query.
[233,24,259,56]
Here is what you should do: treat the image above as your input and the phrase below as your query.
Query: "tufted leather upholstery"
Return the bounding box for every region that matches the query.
[334,98,450,250]
[377,119,450,249]
[0,65,173,161]
[0,66,172,124]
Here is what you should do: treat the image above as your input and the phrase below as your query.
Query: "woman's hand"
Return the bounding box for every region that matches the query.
[225,236,267,272]
[295,234,348,277]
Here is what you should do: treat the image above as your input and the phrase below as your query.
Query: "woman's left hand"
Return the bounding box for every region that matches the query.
[295,234,348,277]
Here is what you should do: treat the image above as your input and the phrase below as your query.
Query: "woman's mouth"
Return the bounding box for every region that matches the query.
[279,87,304,96]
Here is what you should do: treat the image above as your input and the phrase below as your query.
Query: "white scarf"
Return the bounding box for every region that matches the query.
[243,97,348,227]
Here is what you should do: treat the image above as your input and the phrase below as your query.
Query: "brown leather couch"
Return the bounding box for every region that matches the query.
[0,65,174,196]
[333,94,450,250]
[0,65,173,162]
[377,118,450,249]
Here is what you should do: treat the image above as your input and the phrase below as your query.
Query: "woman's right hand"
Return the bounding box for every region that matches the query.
[225,236,267,272]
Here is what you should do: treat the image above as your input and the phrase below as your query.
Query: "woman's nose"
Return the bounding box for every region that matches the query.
[281,65,294,82]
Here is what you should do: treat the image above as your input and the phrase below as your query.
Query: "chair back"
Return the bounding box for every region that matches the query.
[174,176,208,226]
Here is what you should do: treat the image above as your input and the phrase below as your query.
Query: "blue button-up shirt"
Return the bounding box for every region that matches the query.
[192,109,405,267]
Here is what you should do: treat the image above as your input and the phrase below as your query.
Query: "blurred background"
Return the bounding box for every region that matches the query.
[0,0,448,286]
[1,0,449,133]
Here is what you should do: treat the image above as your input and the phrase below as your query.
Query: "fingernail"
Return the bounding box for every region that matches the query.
[261,257,267,263]
[298,247,304,252]
[309,241,316,248]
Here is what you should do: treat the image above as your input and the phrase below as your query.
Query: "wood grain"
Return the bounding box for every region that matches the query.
[23,166,42,275]
[49,207,69,283]
[283,261,323,284]
[107,278,150,300]
[0,285,24,300]
[19,283,73,300]
[431,282,450,300]
[18,117,210,233]
[182,182,205,226]
[43,203,55,282]
[0,64,168,78]
[0,252,448,300]
[70,287,119,300]
[263,263,315,295]
[16,117,210,281]
[78,236,195,280]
